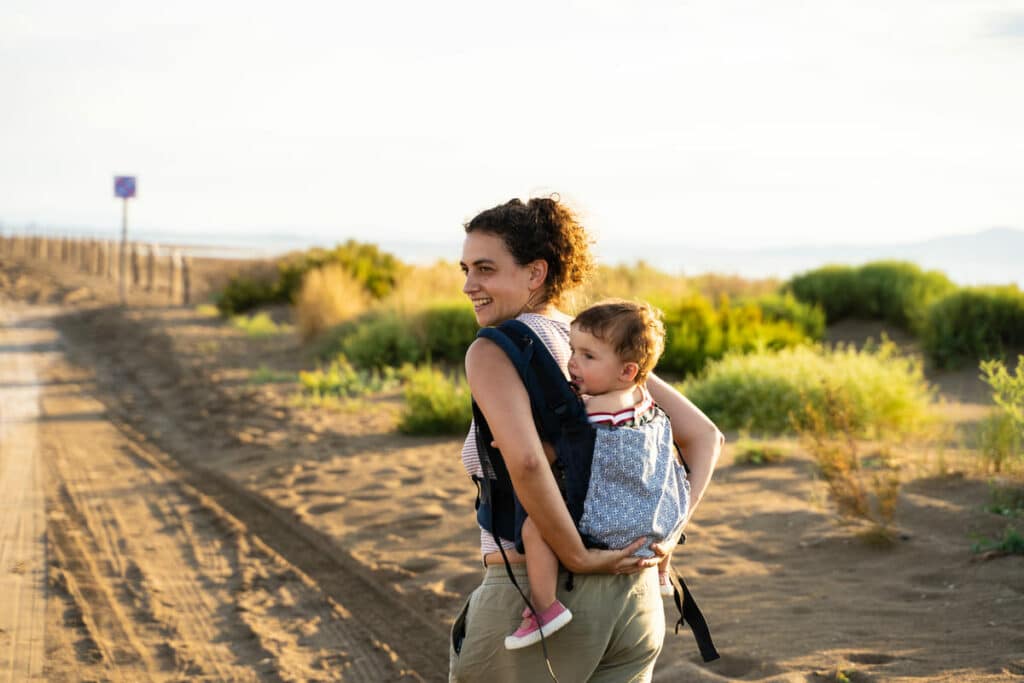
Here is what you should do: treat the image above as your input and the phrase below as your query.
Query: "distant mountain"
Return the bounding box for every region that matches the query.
[599,227,1023,286]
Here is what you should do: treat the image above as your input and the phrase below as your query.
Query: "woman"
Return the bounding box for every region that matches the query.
[450,197,722,682]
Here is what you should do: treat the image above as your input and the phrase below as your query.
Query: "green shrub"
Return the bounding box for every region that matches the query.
[340,312,422,369]
[681,341,934,435]
[753,293,826,340]
[923,289,1024,369]
[398,366,473,435]
[658,294,813,376]
[787,261,956,331]
[216,240,403,316]
[415,302,479,364]
[217,275,284,316]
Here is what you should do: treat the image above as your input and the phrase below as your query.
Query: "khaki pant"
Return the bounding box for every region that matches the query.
[449,564,664,683]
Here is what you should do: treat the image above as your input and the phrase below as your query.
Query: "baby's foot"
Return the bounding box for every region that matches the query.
[504,600,573,650]
[659,572,675,597]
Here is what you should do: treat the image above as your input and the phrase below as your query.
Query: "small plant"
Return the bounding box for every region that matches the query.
[298,356,400,400]
[195,303,219,317]
[793,382,902,542]
[977,357,1024,472]
[398,365,472,435]
[971,526,1024,556]
[231,312,291,337]
[249,365,295,385]
[732,440,786,466]
[986,482,1024,517]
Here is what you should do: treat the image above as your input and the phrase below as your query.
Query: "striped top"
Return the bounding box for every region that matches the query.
[586,388,656,427]
[461,313,572,556]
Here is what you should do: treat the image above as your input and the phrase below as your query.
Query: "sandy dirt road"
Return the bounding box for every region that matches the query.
[0,303,444,681]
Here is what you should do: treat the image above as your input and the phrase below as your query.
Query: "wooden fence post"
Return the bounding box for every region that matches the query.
[181,255,192,305]
[145,244,156,292]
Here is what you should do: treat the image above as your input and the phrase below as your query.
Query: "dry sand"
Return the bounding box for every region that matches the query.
[1,254,1022,682]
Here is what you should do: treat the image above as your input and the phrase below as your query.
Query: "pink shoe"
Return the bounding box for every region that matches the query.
[504,600,573,650]
[659,572,675,597]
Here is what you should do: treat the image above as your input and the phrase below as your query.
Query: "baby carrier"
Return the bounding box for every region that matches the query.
[470,319,719,665]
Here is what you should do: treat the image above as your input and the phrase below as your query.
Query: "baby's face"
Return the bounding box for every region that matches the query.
[567,326,629,396]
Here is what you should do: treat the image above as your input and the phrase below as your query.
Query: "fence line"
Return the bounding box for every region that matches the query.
[0,234,193,305]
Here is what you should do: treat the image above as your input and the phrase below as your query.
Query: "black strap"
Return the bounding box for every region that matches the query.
[671,570,720,662]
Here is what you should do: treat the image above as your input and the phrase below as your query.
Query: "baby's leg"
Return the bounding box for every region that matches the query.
[658,554,672,576]
[521,517,559,613]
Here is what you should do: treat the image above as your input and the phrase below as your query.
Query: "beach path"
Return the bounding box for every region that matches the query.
[0,308,48,682]
[0,302,438,681]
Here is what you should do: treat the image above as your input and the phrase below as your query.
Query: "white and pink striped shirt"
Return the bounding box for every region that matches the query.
[461,313,571,556]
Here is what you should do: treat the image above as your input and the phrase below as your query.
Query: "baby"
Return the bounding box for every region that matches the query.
[505,299,690,650]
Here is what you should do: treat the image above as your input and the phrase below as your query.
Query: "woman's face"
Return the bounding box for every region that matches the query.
[460,231,537,327]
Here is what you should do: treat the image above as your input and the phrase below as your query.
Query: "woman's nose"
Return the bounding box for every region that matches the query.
[462,274,476,294]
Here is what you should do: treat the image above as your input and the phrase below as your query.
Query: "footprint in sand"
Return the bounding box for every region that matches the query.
[400,557,440,573]
[304,502,346,516]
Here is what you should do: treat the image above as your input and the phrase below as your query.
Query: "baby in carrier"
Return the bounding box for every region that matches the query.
[505,299,691,650]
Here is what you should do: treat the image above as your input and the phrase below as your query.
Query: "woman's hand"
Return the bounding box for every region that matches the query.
[568,538,659,575]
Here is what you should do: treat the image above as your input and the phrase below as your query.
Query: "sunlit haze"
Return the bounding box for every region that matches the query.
[3,1,1022,257]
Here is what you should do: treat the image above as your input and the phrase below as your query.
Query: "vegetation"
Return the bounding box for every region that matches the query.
[231,312,291,337]
[682,341,934,436]
[295,264,370,342]
[794,382,902,543]
[298,356,401,400]
[398,365,473,435]
[976,357,1024,472]
[972,526,1024,556]
[922,289,1024,369]
[787,261,956,332]
[657,294,820,377]
[732,439,786,466]
[216,240,402,315]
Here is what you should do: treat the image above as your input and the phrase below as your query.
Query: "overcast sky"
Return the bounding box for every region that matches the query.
[2,0,1022,250]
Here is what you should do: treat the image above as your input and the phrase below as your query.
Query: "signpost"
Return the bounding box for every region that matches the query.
[114,176,137,304]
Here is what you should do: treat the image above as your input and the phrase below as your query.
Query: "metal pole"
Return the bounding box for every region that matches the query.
[120,198,128,305]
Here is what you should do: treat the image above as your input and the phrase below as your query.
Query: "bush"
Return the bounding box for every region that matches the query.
[295,264,370,342]
[754,293,826,340]
[658,294,813,376]
[340,312,422,369]
[216,274,283,316]
[216,240,403,316]
[922,288,1024,369]
[398,366,473,435]
[976,356,1024,472]
[415,303,479,364]
[787,261,956,331]
[681,341,934,435]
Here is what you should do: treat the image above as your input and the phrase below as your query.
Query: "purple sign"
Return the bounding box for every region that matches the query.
[114,176,137,198]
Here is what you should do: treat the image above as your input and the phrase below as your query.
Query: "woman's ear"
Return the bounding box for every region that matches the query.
[527,259,549,291]
[620,362,640,384]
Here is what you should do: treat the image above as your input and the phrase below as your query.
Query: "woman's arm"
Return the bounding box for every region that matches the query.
[466,338,648,574]
[646,372,723,523]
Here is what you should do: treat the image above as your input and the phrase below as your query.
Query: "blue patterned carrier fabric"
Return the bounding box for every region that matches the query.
[577,406,690,558]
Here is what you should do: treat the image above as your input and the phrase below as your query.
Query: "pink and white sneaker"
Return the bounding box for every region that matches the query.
[504,600,573,650]
[659,572,675,597]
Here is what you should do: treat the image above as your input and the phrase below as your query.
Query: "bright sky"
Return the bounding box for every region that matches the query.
[2,1,1022,250]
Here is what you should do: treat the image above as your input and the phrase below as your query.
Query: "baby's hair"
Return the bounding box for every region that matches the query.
[572,299,666,383]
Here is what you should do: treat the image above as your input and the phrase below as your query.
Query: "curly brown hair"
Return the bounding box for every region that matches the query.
[572,299,666,383]
[464,196,594,306]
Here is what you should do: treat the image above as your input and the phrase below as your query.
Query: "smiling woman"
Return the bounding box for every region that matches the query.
[449,196,724,682]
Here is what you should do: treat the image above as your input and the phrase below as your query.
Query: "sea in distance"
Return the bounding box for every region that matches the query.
[7,224,1021,287]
